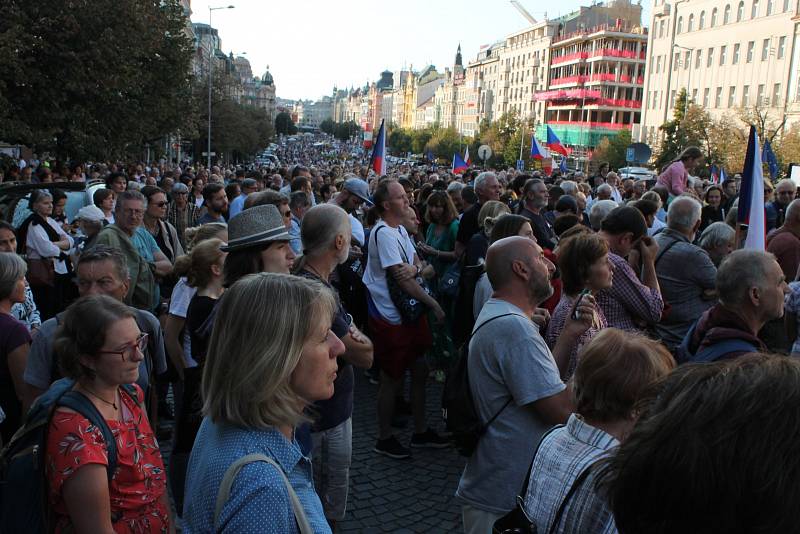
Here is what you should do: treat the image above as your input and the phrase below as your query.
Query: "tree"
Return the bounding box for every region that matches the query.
[654,89,713,170]
[275,112,296,135]
[0,0,194,160]
[332,121,359,141]
[592,129,632,170]
[319,119,335,135]
[388,127,412,155]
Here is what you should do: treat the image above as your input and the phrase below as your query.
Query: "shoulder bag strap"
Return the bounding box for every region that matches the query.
[214,453,312,534]
[516,424,566,504]
[547,458,604,534]
[654,237,681,266]
[57,391,118,482]
[469,313,528,428]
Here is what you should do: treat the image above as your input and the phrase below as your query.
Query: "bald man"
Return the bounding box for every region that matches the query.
[456,236,595,532]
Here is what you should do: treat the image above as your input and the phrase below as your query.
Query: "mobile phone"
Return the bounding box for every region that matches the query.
[572,289,591,320]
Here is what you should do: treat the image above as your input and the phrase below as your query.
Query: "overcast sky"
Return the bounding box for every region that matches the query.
[191,0,651,102]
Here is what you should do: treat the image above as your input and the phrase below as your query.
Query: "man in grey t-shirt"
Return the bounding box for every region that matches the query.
[456,236,596,533]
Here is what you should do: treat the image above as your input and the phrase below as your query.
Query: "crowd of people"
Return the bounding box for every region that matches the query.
[1,134,800,533]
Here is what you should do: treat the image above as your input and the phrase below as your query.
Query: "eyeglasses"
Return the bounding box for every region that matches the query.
[153,201,168,207]
[98,333,148,361]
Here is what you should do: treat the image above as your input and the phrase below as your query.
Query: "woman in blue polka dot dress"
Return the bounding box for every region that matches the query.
[182,273,345,533]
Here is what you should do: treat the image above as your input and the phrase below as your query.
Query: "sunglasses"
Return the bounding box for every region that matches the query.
[153,201,168,207]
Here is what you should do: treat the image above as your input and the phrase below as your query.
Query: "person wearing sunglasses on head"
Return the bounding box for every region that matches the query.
[44,294,172,533]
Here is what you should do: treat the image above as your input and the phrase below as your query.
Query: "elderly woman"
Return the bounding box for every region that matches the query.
[46,294,170,532]
[698,221,736,267]
[0,252,32,443]
[17,189,74,319]
[167,182,199,249]
[182,273,345,533]
[72,205,106,257]
[546,232,612,379]
[523,328,674,533]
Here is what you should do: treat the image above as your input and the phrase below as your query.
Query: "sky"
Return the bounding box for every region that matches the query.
[190,0,651,102]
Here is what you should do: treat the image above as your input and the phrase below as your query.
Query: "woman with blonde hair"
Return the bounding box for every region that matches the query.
[183,273,344,533]
[169,237,227,512]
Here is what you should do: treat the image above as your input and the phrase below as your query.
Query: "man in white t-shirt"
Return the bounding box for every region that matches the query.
[363,179,447,459]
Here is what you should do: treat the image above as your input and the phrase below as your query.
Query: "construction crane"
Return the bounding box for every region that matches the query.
[510,0,538,24]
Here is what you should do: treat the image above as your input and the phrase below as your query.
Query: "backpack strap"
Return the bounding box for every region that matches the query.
[56,391,118,482]
[654,236,681,266]
[516,424,565,510]
[214,453,312,534]
[692,339,760,363]
[468,313,528,430]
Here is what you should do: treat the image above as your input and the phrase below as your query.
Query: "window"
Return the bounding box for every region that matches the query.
[700,11,706,28]
[767,0,774,14]
[695,49,703,69]
[728,86,737,107]
[660,20,666,38]
[674,52,681,70]
[704,88,711,107]
[773,83,782,105]
[707,48,714,67]
[757,84,765,105]
[656,55,663,73]
[724,4,732,22]
[779,36,786,58]
[747,41,755,62]
[692,88,698,102]
[751,0,759,17]
[688,14,695,31]
[712,7,719,25]
[785,0,790,11]
[716,86,723,107]
[743,84,750,105]
[685,50,691,69]
[720,45,727,65]
[737,1,745,21]
[762,38,770,60]
[670,90,677,108]
[734,43,741,63]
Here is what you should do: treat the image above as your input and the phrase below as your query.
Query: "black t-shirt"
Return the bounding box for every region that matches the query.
[186,295,217,366]
[456,202,482,247]
[298,269,354,432]
[520,207,557,250]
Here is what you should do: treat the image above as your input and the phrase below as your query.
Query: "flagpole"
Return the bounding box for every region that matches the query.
[518,120,525,168]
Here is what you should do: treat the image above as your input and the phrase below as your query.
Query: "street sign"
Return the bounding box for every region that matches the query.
[626,147,635,163]
[201,152,216,157]
[516,159,525,171]
[478,144,492,161]
[626,143,652,165]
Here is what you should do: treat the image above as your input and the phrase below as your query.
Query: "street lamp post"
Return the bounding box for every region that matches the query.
[208,5,235,171]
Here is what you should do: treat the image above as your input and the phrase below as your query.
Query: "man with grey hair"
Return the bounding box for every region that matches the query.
[23,245,167,413]
[678,250,788,362]
[653,196,718,351]
[698,221,735,267]
[456,172,501,256]
[766,178,797,231]
[595,183,614,201]
[228,177,259,219]
[589,199,618,231]
[604,171,624,202]
[447,181,465,213]
[560,180,578,197]
[767,198,800,280]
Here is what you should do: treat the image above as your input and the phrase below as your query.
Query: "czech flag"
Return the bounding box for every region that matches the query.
[546,125,569,156]
[710,164,721,184]
[370,119,386,176]
[452,152,468,174]
[464,146,471,166]
[719,167,728,185]
[737,125,766,251]
[531,135,549,160]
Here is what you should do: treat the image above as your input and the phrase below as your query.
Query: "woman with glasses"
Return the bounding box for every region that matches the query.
[167,182,199,250]
[46,294,171,533]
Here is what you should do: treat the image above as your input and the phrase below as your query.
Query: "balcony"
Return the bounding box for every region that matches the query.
[549,72,645,87]
[551,52,589,65]
[588,48,647,61]
[548,120,631,130]
[534,88,601,101]
[552,23,649,45]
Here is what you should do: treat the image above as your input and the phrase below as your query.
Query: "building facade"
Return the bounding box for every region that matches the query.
[640,0,799,144]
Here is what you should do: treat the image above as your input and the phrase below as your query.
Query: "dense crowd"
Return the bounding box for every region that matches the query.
[1,135,800,533]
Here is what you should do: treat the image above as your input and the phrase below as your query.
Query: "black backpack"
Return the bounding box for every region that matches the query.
[0,378,138,533]
[443,313,518,457]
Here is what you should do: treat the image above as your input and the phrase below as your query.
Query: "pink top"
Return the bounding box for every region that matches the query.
[657,160,688,196]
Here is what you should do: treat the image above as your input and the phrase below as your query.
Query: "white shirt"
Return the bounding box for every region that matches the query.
[26,217,73,274]
[349,214,365,246]
[362,220,416,325]
[648,216,667,236]
[168,277,199,368]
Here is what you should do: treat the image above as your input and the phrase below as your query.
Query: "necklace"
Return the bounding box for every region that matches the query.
[81,385,118,410]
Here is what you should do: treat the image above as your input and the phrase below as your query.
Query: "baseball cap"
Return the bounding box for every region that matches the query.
[76,205,106,222]
[343,178,373,206]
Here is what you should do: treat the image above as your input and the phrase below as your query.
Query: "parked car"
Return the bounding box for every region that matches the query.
[618,166,656,181]
[0,180,105,227]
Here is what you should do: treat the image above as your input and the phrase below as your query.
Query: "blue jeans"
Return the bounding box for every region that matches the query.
[311,418,352,521]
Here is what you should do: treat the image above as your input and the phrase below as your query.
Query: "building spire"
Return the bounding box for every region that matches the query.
[455,43,463,67]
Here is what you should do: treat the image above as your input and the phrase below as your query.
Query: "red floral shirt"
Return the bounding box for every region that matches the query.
[46,384,169,533]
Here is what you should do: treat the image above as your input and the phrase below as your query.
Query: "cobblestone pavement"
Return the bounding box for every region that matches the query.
[338,372,466,533]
